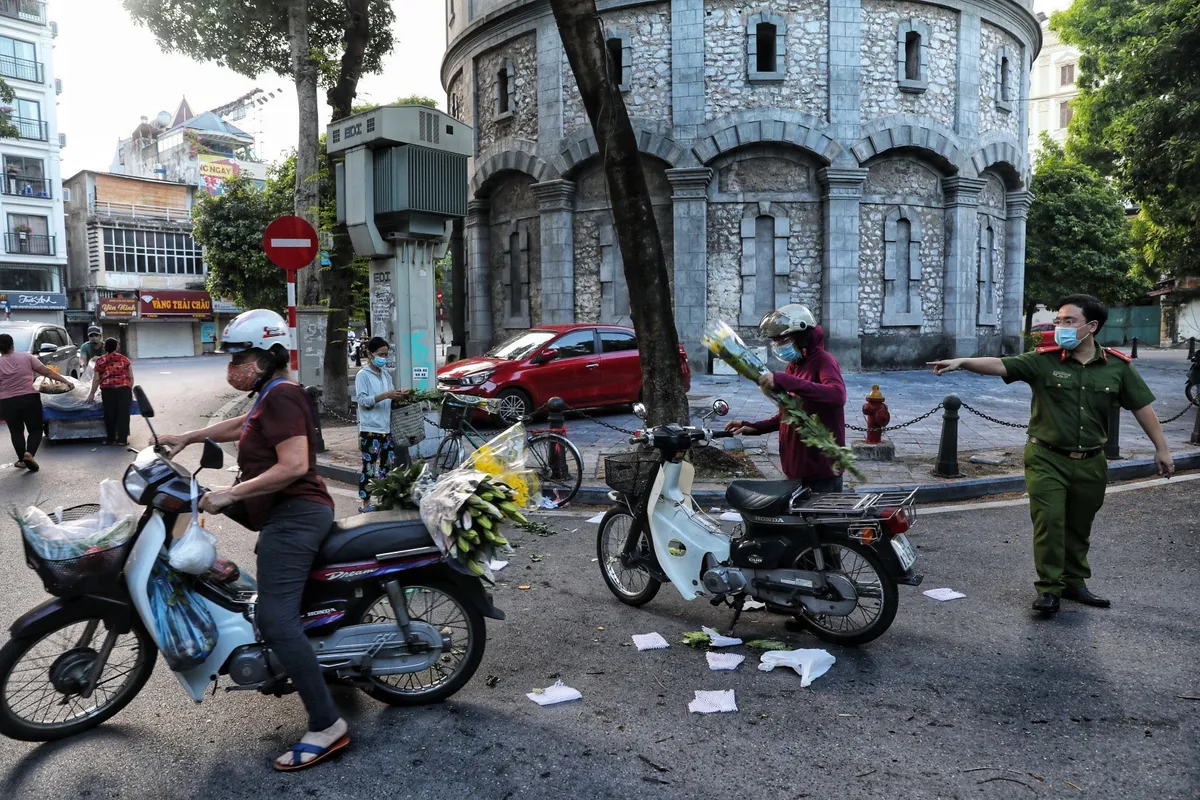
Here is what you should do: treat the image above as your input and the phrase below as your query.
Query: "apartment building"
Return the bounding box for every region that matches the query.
[1029,12,1080,152]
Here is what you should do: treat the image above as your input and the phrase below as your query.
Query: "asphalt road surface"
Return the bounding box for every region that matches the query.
[0,358,1196,799]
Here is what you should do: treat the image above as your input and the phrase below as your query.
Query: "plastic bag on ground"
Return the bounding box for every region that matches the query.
[757,648,836,687]
[148,556,217,670]
[168,477,218,575]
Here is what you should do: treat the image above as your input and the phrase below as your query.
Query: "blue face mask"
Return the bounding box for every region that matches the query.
[774,343,800,363]
[1054,325,1090,351]
[371,356,388,369]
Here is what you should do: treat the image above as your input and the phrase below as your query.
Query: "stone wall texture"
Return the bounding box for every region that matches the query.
[703,0,829,121]
[859,0,959,129]
[474,32,538,153]
[979,22,1022,138]
[447,69,470,127]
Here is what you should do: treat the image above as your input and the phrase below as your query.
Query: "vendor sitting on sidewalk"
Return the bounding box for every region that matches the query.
[725,304,848,492]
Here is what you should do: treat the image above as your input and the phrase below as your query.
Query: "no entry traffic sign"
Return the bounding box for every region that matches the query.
[263,216,319,271]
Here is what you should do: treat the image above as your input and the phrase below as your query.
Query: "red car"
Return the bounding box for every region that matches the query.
[437,324,691,422]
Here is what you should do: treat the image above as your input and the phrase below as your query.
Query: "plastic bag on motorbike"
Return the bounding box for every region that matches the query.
[148,556,218,671]
[14,479,136,561]
[460,423,542,509]
[167,477,218,575]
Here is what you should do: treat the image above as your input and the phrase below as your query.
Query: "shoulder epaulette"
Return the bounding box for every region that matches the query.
[1035,345,1063,355]
[1104,347,1132,363]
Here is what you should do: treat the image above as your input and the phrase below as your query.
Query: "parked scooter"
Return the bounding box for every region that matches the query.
[596,401,921,646]
[0,387,501,742]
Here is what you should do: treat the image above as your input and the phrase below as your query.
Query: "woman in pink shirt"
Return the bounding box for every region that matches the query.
[0,332,72,471]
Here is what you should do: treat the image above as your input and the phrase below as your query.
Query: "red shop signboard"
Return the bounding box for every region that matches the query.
[139,290,213,319]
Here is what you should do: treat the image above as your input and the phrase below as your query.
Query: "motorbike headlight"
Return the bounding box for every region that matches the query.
[460,371,493,387]
[123,464,149,504]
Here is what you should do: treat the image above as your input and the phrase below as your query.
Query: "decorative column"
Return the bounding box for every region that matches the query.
[1002,190,1033,355]
[827,0,864,150]
[955,12,982,141]
[819,167,868,371]
[536,21,563,150]
[666,167,712,373]
[942,176,987,357]
[670,0,706,142]
[464,198,492,356]
[532,179,576,324]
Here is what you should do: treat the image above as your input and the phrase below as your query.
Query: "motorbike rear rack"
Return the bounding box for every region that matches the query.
[791,488,918,522]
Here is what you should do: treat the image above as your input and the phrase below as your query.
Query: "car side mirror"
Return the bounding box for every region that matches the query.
[534,348,559,365]
[39,343,56,354]
[199,438,224,471]
[134,385,154,418]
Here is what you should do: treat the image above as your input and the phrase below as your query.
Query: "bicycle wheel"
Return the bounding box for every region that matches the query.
[433,434,464,475]
[527,432,583,508]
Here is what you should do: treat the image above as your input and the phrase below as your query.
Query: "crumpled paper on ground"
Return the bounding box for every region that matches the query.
[923,587,966,601]
[631,632,669,651]
[706,652,745,671]
[688,689,738,713]
[526,680,582,706]
[702,626,742,647]
[758,648,836,687]
[742,598,766,611]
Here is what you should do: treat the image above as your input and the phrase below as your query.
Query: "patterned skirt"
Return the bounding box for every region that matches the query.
[358,431,397,501]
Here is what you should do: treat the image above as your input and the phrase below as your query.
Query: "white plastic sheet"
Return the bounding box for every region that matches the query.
[688,690,737,714]
[631,632,670,651]
[701,626,743,647]
[527,680,582,706]
[757,648,836,687]
[706,652,745,671]
[923,588,966,602]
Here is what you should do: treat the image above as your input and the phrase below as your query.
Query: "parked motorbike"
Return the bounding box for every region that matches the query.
[596,401,921,646]
[0,387,501,742]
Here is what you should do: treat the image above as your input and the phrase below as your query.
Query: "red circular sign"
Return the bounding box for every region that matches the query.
[263,216,319,271]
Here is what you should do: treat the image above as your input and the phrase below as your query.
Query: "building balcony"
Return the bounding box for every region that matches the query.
[0,54,42,84]
[1,175,50,198]
[0,0,45,25]
[4,232,55,255]
[7,116,47,142]
[89,199,191,223]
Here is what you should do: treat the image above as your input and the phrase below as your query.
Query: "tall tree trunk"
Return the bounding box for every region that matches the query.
[550,0,689,425]
[450,217,466,357]
[289,0,321,307]
[319,0,373,414]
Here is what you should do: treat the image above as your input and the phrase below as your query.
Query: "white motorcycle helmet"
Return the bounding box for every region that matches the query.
[220,309,292,357]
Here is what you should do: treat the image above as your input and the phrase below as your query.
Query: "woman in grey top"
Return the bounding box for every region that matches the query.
[354,336,410,512]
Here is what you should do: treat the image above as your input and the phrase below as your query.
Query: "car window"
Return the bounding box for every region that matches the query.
[0,328,33,351]
[551,330,596,359]
[35,329,57,348]
[487,330,556,360]
[57,328,73,346]
[600,331,637,354]
[48,329,67,347]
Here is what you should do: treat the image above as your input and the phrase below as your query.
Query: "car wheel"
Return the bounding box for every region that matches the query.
[495,388,532,424]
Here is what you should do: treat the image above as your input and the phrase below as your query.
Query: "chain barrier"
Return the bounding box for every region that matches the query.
[318,398,359,427]
[960,401,1028,429]
[846,404,943,434]
[1159,402,1198,425]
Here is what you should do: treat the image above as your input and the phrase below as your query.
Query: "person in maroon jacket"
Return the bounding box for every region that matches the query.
[725,304,848,492]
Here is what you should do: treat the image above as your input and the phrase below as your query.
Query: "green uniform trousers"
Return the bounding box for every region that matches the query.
[1024,442,1108,595]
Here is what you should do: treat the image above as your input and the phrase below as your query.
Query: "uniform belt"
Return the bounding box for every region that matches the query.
[1028,437,1103,460]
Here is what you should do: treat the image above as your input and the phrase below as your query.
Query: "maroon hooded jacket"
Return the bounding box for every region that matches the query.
[749,326,847,480]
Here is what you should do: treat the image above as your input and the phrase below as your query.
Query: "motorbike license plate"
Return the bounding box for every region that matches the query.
[891,534,917,571]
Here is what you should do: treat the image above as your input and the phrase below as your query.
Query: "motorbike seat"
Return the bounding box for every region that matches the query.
[317,510,434,565]
[725,480,808,516]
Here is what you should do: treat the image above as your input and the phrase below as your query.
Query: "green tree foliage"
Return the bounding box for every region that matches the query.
[0,79,19,139]
[1024,136,1148,328]
[192,172,291,312]
[351,95,440,114]
[1053,0,1200,277]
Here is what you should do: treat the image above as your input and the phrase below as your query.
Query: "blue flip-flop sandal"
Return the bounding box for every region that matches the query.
[274,734,351,772]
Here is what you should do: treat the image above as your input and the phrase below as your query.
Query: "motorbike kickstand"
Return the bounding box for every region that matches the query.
[726,595,747,636]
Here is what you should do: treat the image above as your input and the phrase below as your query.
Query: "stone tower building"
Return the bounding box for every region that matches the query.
[442,0,1041,370]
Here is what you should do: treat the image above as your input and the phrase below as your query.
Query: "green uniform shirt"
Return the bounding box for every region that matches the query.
[79,340,102,361]
[1000,346,1156,451]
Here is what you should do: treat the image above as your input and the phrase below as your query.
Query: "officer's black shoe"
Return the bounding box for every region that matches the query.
[1062,586,1110,608]
[1032,592,1060,614]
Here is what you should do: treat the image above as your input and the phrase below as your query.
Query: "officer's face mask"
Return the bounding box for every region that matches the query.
[1054,323,1093,351]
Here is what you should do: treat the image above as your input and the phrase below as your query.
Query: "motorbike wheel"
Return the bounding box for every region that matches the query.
[1187,382,1198,406]
[792,541,899,647]
[596,507,661,606]
[350,579,485,706]
[0,615,156,742]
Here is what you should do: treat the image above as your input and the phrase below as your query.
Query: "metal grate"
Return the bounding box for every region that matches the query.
[366,116,375,133]
[792,489,918,517]
[331,128,340,144]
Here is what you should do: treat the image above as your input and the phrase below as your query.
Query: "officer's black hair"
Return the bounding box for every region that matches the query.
[1054,294,1108,332]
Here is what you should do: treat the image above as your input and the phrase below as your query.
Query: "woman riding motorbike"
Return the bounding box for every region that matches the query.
[157,309,348,771]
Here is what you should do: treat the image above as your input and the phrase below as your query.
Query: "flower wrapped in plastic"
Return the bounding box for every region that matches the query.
[702,320,863,480]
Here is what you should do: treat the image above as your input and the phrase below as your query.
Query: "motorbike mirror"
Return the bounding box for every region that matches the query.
[199,438,224,471]
[712,399,730,417]
[133,386,154,418]
[632,402,647,421]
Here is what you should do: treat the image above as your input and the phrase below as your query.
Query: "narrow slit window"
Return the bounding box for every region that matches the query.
[756,23,777,74]
[606,37,623,86]
[508,231,521,315]
[496,66,509,114]
[904,32,921,81]
[1000,57,1010,101]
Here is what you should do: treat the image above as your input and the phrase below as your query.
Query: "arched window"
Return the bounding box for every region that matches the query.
[977,217,1000,325]
[882,207,922,327]
[739,202,789,326]
[896,19,930,93]
[604,29,631,93]
[995,46,1013,112]
[494,57,514,119]
[747,13,786,82]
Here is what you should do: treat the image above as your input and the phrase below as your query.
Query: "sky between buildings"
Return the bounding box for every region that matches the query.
[57,0,1072,179]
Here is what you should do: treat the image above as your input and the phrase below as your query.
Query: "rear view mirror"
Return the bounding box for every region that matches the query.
[200,438,224,471]
[632,403,647,421]
[134,386,154,418]
[713,399,730,417]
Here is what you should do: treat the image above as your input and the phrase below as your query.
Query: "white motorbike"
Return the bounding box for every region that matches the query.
[0,387,501,742]
[596,402,921,646]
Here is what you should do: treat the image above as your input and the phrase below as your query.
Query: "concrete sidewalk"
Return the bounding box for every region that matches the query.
[314,348,1200,501]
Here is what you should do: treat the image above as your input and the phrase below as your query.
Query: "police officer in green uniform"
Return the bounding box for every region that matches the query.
[79,326,103,367]
[930,295,1174,614]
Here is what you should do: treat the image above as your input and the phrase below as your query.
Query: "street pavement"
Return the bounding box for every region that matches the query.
[0,356,1197,798]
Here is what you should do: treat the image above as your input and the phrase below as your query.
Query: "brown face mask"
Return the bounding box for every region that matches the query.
[226,360,264,392]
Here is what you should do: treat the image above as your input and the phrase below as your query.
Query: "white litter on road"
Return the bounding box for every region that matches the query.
[706,652,745,671]
[922,587,966,601]
[585,512,606,524]
[488,559,509,572]
[688,689,738,714]
[758,648,836,687]
[702,626,743,647]
[631,632,670,651]
[719,512,743,522]
[742,598,766,611]
[527,680,582,706]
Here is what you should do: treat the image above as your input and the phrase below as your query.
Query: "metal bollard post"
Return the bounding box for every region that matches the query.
[304,385,327,453]
[934,395,962,477]
[546,396,568,478]
[1130,337,1139,359]
[1104,403,1122,460]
